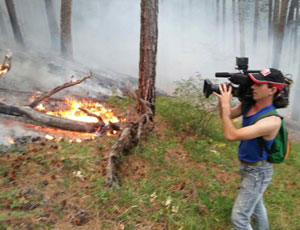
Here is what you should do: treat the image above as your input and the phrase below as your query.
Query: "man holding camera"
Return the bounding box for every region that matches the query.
[214,68,287,230]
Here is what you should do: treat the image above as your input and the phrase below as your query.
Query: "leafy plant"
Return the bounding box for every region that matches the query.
[157,75,218,137]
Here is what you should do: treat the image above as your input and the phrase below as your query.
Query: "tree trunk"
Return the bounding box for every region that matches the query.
[60,0,73,58]
[273,0,280,25]
[268,0,273,40]
[253,0,259,52]
[238,0,245,56]
[138,0,158,114]
[222,0,226,41]
[45,0,59,50]
[232,0,237,52]
[287,0,298,25]
[291,62,300,121]
[272,0,289,68]
[0,5,8,36]
[216,0,220,29]
[5,0,25,47]
[293,0,299,61]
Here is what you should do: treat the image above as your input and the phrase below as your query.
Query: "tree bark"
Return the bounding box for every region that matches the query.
[222,0,226,41]
[291,62,300,121]
[287,0,298,25]
[272,0,289,68]
[106,89,154,187]
[138,0,158,115]
[60,0,73,58]
[0,5,8,36]
[293,0,299,61]
[273,0,280,25]
[232,0,237,52]
[252,0,259,51]
[5,0,25,47]
[268,0,273,41]
[45,0,60,50]
[238,0,245,56]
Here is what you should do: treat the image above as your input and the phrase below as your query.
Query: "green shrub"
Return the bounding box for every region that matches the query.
[157,75,219,138]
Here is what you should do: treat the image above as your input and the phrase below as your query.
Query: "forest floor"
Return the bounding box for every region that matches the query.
[0,96,300,230]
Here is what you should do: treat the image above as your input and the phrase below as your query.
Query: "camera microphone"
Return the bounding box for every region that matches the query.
[215,72,231,78]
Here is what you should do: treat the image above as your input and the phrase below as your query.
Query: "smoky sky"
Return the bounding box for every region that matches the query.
[0,0,298,99]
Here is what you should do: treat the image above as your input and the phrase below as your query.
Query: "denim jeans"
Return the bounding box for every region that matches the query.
[231,161,273,230]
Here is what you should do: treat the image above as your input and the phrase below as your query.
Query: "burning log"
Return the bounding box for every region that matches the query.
[0,50,12,77]
[106,89,154,187]
[0,104,101,132]
[30,73,91,108]
[0,73,118,133]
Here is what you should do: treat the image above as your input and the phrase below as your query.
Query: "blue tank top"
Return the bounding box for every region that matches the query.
[238,104,275,162]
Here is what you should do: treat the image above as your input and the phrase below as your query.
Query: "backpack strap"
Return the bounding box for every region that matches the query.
[254,109,283,157]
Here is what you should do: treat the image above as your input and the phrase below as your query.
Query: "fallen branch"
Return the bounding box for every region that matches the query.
[0,104,100,132]
[0,72,102,132]
[79,107,105,126]
[106,89,154,187]
[29,72,92,108]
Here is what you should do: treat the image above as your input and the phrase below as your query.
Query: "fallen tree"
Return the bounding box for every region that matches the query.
[106,89,154,187]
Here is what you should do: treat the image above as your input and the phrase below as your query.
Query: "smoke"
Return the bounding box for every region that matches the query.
[0,0,299,110]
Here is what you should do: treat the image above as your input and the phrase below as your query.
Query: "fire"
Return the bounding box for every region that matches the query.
[0,64,10,76]
[35,97,122,124]
[4,136,15,144]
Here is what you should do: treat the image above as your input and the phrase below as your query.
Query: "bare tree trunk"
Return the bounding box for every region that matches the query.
[216,0,220,30]
[293,0,299,61]
[268,0,273,40]
[291,62,300,121]
[0,5,8,36]
[45,0,59,50]
[138,0,158,114]
[232,0,237,52]
[291,1,300,120]
[253,0,259,52]
[273,0,280,25]
[5,0,25,47]
[287,0,298,24]
[272,0,289,68]
[222,0,226,41]
[238,0,245,56]
[60,0,73,58]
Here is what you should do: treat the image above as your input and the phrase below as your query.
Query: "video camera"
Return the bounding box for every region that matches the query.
[203,57,293,105]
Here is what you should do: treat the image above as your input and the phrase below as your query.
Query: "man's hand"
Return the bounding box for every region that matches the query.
[213,83,232,104]
[213,83,232,118]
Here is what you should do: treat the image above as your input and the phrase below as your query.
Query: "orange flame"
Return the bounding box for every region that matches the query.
[4,136,15,144]
[0,64,10,76]
[35,97,123,124]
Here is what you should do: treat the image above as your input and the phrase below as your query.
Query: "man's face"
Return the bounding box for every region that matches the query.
[251,83,276,101]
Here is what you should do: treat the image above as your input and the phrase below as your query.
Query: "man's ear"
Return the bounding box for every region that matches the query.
[271,87,278,95]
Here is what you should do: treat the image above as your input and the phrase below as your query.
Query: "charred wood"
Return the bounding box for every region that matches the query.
[79,107,105,126]
[0,104,100,132]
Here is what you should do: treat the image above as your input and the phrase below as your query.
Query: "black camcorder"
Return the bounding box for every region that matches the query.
[203,57,293,106]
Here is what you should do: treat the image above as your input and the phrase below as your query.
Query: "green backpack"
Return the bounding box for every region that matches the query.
[255,109,290,164]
